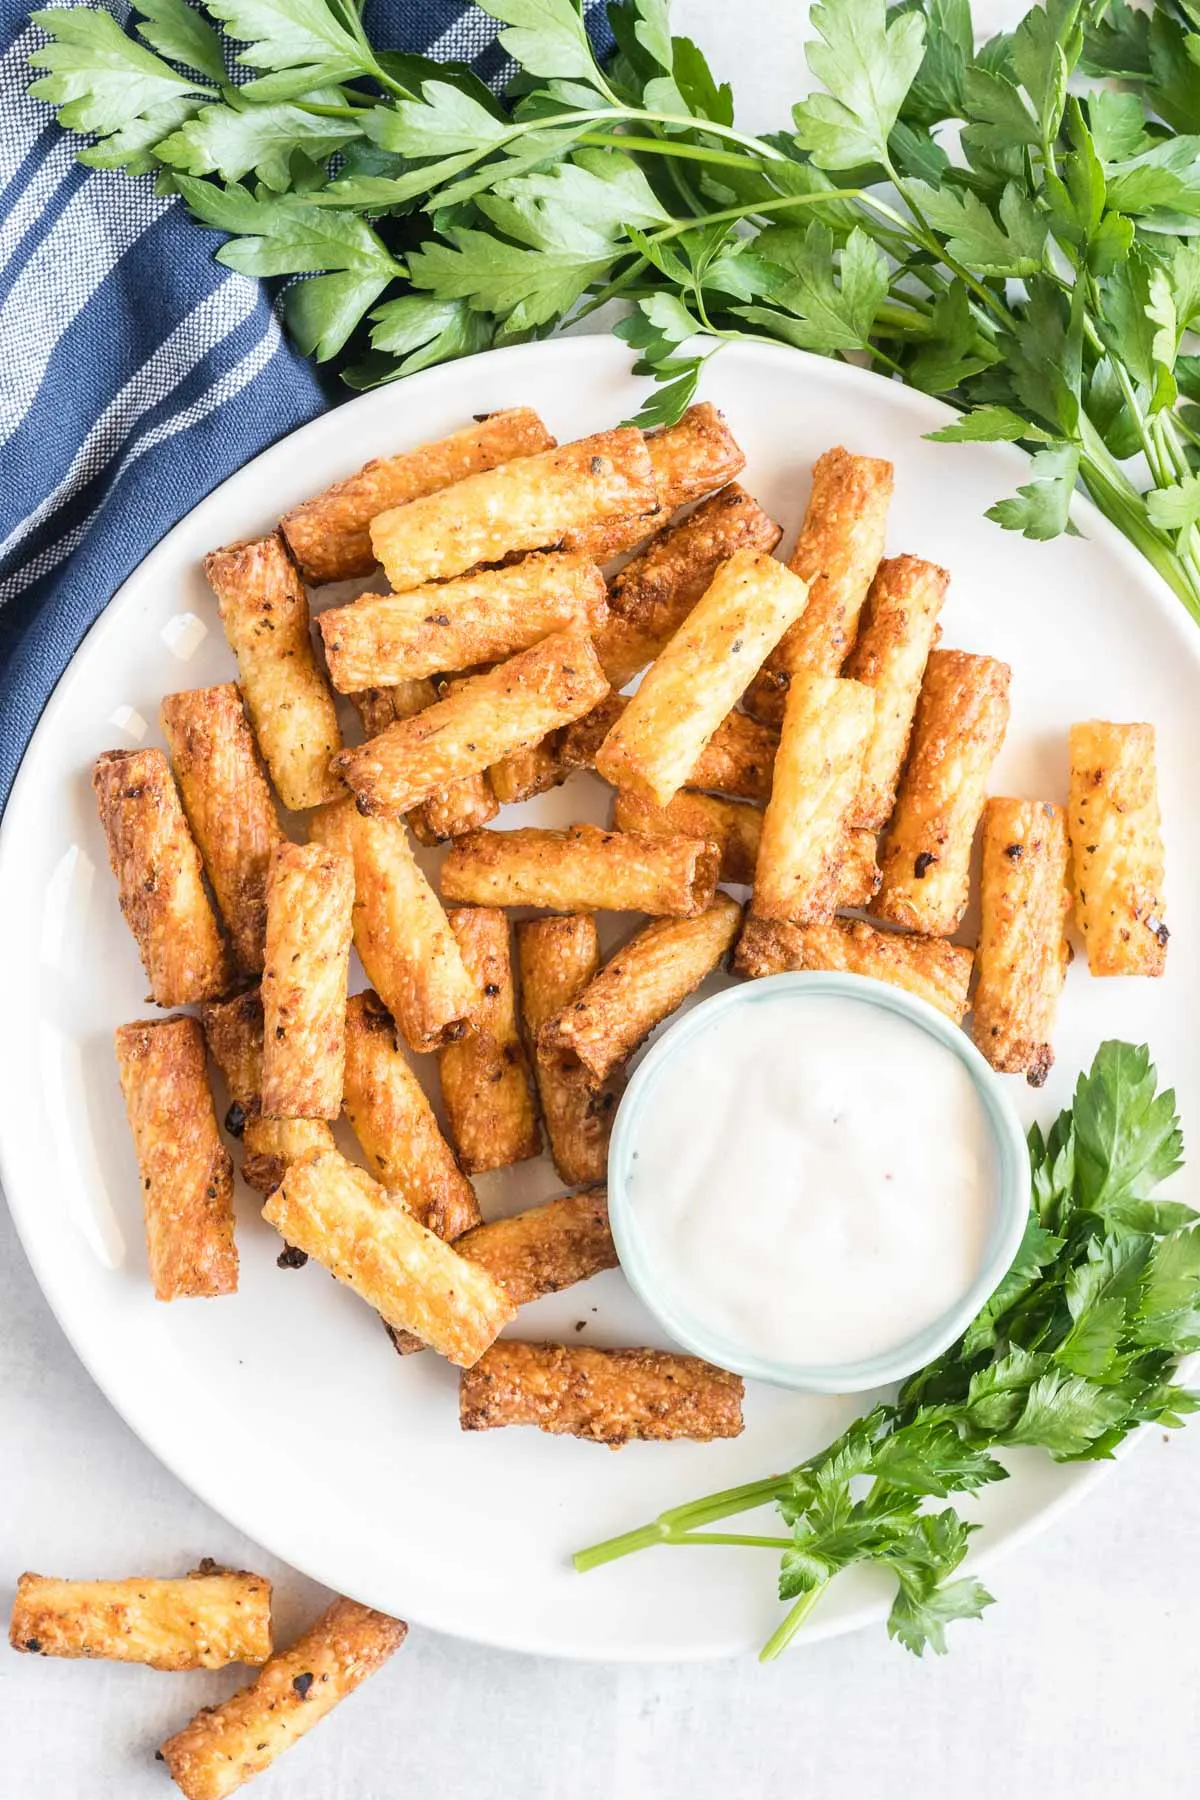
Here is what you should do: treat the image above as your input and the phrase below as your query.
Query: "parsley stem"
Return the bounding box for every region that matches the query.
[758,1584,829,1662]
[576,133,765,172]
[670,1534,793,1549]
[573,1474,786,1571]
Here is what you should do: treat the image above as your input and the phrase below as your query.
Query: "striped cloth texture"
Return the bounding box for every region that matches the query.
[0,0,613,809]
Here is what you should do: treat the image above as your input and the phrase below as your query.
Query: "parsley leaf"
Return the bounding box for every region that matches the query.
[29,7,215,139]
[736,221,888,354]
[793,0,926,169]
[986,442,1081,540]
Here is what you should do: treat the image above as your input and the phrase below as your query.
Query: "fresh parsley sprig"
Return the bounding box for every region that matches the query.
[26,0,1200,619]
[574,1043,1198,1659]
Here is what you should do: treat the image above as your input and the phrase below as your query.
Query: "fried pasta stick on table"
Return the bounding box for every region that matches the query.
[595,550,810,806]
[331,631,609,817]
[517,916,621,1186]
[369,428,657,590]
[160,1597,407,1800]
[9,1566,271,1670]
[263,1149,515,1361]
[93,748,234,1006]
[593,483,782,687]
[843,553,948,829]
[612,788,762,887]
[310,797,475,1053]
[114,1016,237,1299]
[440,823,720,916]
[733,914,974,1023]
[342,990,480,1241]
[388,1188,618,1355]
[753,674,875,923]
[459,1342,745,1447]
[540,895,743,1083]
[875,648,1011,936]
[1067,720,1168,976]
[438,907,541,1173]
[202,532,341,811]
[565,404,746,560]
[260,842,353,1120]
[973,799,1072,1084]
[280,406,554,583]
[160,684,285,974]
[318,551,608,690]
[744,446,893,724]
[200,988,335,1196]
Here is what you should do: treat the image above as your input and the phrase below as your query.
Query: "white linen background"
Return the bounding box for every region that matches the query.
[3,2,1199,1794]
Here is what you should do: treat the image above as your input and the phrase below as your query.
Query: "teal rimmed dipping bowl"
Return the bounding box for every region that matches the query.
[606,971,1031,1395]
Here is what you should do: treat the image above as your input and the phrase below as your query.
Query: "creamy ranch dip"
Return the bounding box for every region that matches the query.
[624,994,997,1368]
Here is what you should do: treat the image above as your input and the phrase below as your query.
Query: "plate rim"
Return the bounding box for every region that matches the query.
[0,331,1192,1661]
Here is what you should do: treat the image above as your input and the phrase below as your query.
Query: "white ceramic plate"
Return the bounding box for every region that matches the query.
[1,336,1196,1662]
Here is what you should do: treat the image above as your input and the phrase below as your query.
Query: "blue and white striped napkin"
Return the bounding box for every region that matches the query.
[0,0,612,808]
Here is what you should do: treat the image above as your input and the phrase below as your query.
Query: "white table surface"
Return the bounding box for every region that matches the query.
[5,1,1200,1793]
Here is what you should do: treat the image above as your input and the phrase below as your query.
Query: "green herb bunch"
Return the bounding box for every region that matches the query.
[26,0,1200,615]
[575,1043,1198,1658]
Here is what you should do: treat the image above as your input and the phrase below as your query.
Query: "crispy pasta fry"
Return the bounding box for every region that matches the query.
[203,532,341,810]
[875,649,1011,936]
[973,799,1072,1083]
[517,916,621,1185]
[438,907,541,1172]
[594,550,810,806]
[1068,721,1167,976]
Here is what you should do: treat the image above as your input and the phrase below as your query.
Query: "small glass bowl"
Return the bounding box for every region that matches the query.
[606,971,1031,1394]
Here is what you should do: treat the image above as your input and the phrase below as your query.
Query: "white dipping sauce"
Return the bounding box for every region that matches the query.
[625,995,997,1368]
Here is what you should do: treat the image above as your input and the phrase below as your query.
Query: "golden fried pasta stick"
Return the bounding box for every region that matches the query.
[160,684,285,974]
[389,1188,619,1354]
[488,735,571,806]
[438,907,541,1172]
[540,895,742,1082]
[280,406,554,583]
[562,695,780,805]
[517,916,621,1186]
[349,679,436,739]
[200,989,335,1196]
[263,1149,516,1361]
[843,554,948,828]
[594,483,782,686]
[753,674,874,923]
[875,648,1011,936]
[347,681,498,844]
[973,799,1072,1084]
[457,1188,617,1304]
[203,532,341,811]
[566,404,746,560]
[408,771,500,844]
[331,631,609,817]
[460,1342,745,1446]
[370,428,656,590]
[9,1566,271,1670]
[440,823,719,916]
[733,914,974,1023]
[261,842,353,1119]
[160,1597,407,1800]
[838,828,884,908]
[594,550,810,805]
[343,990,480,1240]
[612,788,762,886]
[1068,721,1167,976]
[319,552,607,690]
[114,1016,237,1299]
[93,748,234,1006]
[744,446,893,723]
[310,798,476,1054]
